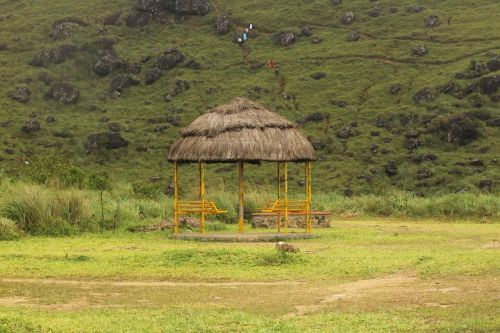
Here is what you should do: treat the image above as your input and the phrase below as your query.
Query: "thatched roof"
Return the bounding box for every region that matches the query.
[168,97,316,163]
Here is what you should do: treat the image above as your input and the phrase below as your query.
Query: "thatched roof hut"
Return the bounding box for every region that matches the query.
[167,97,315,163]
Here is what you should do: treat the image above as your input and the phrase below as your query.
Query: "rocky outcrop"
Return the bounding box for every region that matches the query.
[368,7,382,18]
[340,12,354,24]
[50,18,88,40]
[156,48,184,70]
[165,79,190,101]
[85,132,129,152]
[144,67,162,85]
[30,44,78,67]
[434,116,481,145]
[21,119,41,134]
[175,0,210,16]
[10,87,31,103]
[273,31,295,47]
[215,14,230,35]
[414,88,434,104]
[347,30,360,42]
[385,161,398,176]
[46,82,80,104]
[479,75,499,95]
[110,75,140,93]
[411,45,428,57]
[407,4,423,13]
[135,0,164,13]
[424,15,439,27]
[311,72,326,80]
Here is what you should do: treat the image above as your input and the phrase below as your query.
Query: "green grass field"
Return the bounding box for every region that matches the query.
[1,220,499,332]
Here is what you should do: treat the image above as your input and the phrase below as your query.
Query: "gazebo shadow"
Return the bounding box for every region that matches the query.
[168,97,318,239]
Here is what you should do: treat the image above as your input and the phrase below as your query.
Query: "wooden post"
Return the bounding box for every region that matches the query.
[277,162,281,233]
[238,161,244,233]
[200,162,205,234]
[173,162,179,234]
[284,161,289,234]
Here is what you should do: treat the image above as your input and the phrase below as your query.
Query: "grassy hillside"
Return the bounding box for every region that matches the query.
[0,0,499,195]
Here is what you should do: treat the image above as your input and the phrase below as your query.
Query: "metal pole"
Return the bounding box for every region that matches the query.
[308,162,313,233]
[285,161,289,234]
[305,162,309,233]
[200,162,205,234]
[239,161,244,233]
[174,162,179,234]
[277,162,281,233]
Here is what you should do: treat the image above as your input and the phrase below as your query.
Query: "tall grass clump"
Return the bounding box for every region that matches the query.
[2,184,93,236]
[314,192,499,220]
[0,217,24,241]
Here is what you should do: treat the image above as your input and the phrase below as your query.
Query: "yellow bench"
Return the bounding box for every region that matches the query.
[177,201,227,215]
[259,200,309,214]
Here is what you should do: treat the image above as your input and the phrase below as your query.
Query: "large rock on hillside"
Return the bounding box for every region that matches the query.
[50,18,88,40]
[30,44,78,67]
[21,119,40,133]
[46,82,80,104]
[175,0,210,16]
[215,14,230,35]
[144,67,162,85]
[424,15,439,27]
[94,49,124,76]
[85,132,129,152]
[273,31,295,47]
[479,75,499,95]
[110,75,140,93]
[10,87,31,103]
[135,0,164,13]
[156,48,184,70]
[340,12,355,24]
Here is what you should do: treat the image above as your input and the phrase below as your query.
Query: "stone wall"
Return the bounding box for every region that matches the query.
[251,213,331,229]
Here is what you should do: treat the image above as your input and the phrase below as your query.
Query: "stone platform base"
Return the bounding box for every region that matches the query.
[174,232,320,242]
[251,212,331,229]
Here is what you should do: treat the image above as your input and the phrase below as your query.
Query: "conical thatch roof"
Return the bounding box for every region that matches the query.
[168,97,316,163]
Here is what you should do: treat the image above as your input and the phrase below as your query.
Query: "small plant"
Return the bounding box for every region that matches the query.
[0,217,23,241]
[86,172,112,233]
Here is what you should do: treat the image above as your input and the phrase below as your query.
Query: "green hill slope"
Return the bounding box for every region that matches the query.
[0,0,498,195]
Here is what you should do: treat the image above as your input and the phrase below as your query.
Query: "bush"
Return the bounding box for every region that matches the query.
[3,184,93,236]
[0,217,23,241]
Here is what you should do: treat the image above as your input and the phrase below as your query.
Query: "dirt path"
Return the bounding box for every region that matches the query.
[0,278,304,288]
[283,272,417,318]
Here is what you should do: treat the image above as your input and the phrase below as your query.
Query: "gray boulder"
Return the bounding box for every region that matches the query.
[347,30,360,42]
[135,0,163,13]
[273,31,295,47]
[414,88,434,104]
[411,45,428,56]
[156,48,184,70]
[424,15,439,27]
[175,0,210,16]
[144,67,162,85]
[46,82,80,104]
[110,75,140,93]
[340,12,355,24]
[407,4,423,13]
[479,75,499,95]
[10,87,31,103]
[215,14,230,35]
[22,119,41,134]
[85,132,129,152]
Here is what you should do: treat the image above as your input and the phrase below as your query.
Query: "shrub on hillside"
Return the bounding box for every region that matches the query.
[0,217,24,241]
[3,185,93,236]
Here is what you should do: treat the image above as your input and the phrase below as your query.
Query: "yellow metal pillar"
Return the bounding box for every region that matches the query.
[284,161,289,234]
[200,162,205,234]
[277,162,281,233]
[173,162,179,234]
[308,162,313,233]
[238,161,244,233]
[304,162,309,233]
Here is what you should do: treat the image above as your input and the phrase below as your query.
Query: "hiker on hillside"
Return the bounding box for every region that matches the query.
[274,64,280,77]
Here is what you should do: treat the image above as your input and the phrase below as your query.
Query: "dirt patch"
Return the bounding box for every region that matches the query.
[0,297,30,306]
[0,278,304,288]
[482,240,500,249]
[283,272,417,318]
